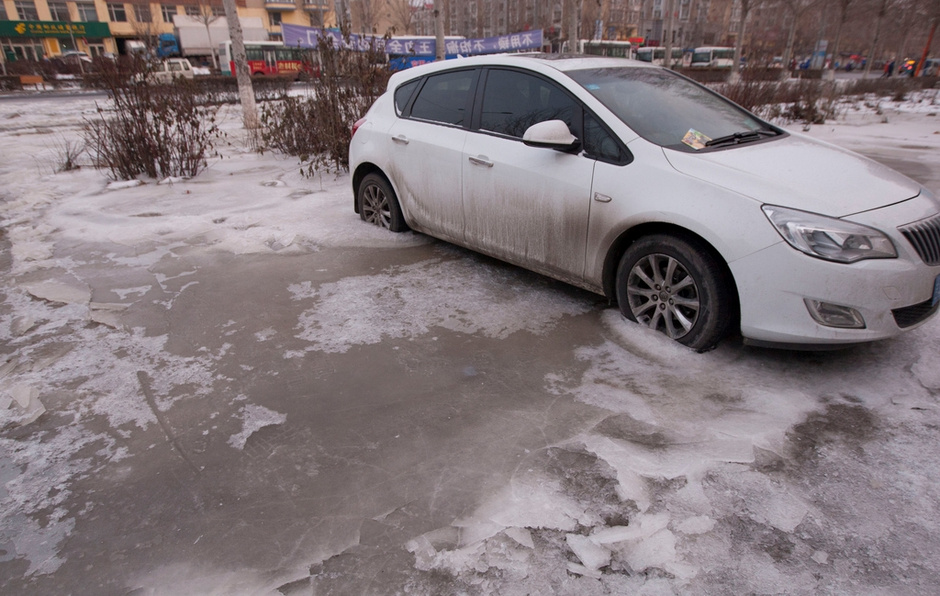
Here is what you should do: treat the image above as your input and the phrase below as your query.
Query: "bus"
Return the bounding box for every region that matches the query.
[635,46,686,67]
[579,40,633,59]
[219,40,317,77]
[690,46,735,68]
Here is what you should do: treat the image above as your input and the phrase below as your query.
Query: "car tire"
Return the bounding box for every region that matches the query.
[615,234,734,351]
[358,173,408,233]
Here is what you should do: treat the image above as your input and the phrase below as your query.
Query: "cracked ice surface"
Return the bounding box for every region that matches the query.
[1,92,940,594]
[405,308,940,593]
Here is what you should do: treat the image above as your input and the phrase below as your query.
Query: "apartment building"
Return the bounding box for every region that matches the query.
[0,0,335,61]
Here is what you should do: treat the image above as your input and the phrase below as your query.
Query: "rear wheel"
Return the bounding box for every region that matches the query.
[615,234,733,351]
[357,173,408,232]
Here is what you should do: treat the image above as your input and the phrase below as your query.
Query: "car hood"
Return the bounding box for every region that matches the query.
[662,132,922,217]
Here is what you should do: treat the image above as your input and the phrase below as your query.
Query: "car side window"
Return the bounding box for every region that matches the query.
[583,112,631,165]
[410,70,476,126]
[479,69,577,139]
[394,80,420,116]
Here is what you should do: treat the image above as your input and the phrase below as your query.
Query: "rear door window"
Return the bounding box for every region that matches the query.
[410,70,477,127]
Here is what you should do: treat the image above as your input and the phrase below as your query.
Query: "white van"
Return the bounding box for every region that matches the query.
[135,58,195,83]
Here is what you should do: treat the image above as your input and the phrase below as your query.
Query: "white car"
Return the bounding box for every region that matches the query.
[349,54,940,351]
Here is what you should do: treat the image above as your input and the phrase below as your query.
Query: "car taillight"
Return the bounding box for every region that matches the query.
[351,118,366,139]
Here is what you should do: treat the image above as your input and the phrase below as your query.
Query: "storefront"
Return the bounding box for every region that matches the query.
[0,20,112,61]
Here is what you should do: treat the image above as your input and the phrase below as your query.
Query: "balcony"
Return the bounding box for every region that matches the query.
[265,0,297,12]
[303,0,330,12]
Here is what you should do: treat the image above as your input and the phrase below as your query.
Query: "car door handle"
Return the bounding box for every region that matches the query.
[593,192,612,203]
[469,155,494,168]
[392,135,409,145]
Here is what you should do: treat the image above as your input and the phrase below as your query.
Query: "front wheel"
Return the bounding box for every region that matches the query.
[357,172,408,232]
[615,234,734,351]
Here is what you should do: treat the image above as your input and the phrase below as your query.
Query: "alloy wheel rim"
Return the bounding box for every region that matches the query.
[363,184,391,228]
[626,253,700,339]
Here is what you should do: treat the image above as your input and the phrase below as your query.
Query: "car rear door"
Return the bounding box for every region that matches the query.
[460,68,595,284]
[386,68,479,244]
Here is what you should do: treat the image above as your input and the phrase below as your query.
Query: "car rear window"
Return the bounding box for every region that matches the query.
[410,70,475,126]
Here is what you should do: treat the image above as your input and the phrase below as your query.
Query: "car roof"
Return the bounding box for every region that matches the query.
[387,53,658,86]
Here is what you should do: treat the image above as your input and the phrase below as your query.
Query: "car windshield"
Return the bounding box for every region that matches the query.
[568,67,776,151]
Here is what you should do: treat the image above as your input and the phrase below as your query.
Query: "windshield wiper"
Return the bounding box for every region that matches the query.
[705,129,778,148]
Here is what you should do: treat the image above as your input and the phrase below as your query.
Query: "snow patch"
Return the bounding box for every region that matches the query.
[228,404,287,450]
[291,259,591,353]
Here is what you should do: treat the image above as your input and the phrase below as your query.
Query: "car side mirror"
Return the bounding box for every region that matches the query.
[522,120,581,152]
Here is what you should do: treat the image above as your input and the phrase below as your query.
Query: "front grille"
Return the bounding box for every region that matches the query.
[892,298,939,328]
[899,213,940,265]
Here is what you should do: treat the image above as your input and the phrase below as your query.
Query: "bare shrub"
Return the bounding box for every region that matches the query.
[261,32,391,177]
[717,79,782,114]
[51,135,85,172]
[84,64,220,181]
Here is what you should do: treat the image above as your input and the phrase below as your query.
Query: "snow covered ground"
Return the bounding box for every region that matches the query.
[1,87,939,594]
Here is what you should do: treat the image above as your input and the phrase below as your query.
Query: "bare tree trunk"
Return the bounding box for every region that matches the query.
[892,4,917,74]
[915,19,937,76]
[203,23,219,70]
[663,0,674,68]
[222,0,260,134]
[864,0,890,78]
[783,12,797,70]
[565,0,580,52]
[731,0,750,80]
[434,0,445,60]
[828,0,855,73]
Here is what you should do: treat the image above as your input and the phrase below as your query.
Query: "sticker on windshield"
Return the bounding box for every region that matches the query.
[682,129,711,150]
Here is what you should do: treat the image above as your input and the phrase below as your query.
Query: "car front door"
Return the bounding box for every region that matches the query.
[386,68,478,245]
[460,68,595,284]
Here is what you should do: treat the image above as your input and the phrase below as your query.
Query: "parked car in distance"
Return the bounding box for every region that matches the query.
[921,58,939,77]
[59,50,92,64]
[349,54,940,351]
[133,58,195,83]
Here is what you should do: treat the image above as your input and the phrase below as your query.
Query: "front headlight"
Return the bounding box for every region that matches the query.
[762,205,897,263]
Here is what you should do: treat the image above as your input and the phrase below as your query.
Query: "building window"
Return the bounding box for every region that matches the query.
[47,1,69,20]
[161,4,175,22]
[212,6,225,16]
[14,0,40,20]
[269,11,282,26]
[134,4,151,22]
[108,2,127,21]
[184,5,200,16]
[0,3,6,19]
[76,2,98,21]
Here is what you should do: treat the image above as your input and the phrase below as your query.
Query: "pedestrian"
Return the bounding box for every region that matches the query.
[882,59,894,77]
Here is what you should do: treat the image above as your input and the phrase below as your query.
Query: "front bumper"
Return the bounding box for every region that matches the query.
[732,195,940,346]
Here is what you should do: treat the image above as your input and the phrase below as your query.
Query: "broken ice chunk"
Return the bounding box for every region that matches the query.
[23,280,91,305]
[566,534,610,572]
[6,385,45,425]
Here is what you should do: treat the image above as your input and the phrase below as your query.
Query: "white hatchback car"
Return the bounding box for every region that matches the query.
[349,54,940,351]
